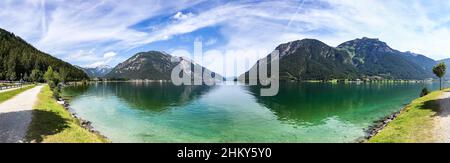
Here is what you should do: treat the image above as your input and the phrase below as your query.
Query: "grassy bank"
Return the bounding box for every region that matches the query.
[26,85,109,143]
[0,85,36,104]
[368,88,450,143]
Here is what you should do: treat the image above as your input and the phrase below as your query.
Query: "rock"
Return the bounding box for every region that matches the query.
[361,110,404,142]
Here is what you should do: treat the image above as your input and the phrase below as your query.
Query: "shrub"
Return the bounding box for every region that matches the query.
[52,85,61,99]
[420,88,430,97]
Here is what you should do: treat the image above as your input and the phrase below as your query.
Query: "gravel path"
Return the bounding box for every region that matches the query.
[434,91,450,143]
[0,86,43,143]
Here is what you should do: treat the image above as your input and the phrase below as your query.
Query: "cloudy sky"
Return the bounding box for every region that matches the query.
[1,0,450,76]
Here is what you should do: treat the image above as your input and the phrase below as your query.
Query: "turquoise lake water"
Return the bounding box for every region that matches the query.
[62,81,445,142]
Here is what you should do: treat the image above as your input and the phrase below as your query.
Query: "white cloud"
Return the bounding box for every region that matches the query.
[2,0,450,73]
[65,49,98,63]
[103,51,117,58]
[0,0,207,64]
[160,0,450,76]
[65,50,117,68]
[172,11,194,21]
[83,51,118,68]
[291,0,450,59]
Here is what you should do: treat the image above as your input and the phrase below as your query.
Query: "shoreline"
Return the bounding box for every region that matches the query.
[358,110,404,143]
[57,97,110,142]
[69,79,448,85]
[366,88,450,143]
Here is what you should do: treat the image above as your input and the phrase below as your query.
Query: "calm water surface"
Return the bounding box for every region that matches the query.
[62,82,445,142]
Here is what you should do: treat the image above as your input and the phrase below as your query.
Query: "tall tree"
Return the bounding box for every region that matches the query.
[44,66,54,83]
[30,68,40,83]
[59,67,68,83]
[433,62,447,90]
[44,66,60,89]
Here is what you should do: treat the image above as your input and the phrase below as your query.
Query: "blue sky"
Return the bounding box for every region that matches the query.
[1,0,450,76]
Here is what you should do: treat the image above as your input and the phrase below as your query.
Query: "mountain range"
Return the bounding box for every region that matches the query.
[1,26,448,82]
[239,37,442,81]
[105,51,223,82]
[77,65,112,78]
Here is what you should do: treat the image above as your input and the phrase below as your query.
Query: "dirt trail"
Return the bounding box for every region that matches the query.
[0,86,43,143]
[434,91,450,143]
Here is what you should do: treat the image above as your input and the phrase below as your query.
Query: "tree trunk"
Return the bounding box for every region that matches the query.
[440,78,442,90]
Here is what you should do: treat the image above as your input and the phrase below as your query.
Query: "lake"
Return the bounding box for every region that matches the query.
[62,81,444,143]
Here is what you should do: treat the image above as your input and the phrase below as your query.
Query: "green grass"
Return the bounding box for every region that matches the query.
[368,88,450,143]
[0,85,36,104]
[26,85,109,143]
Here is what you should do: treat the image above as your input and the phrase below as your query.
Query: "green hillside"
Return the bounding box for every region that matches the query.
[0,28,88,82]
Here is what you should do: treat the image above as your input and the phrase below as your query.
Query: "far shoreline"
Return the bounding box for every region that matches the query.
[68,78,448,85]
